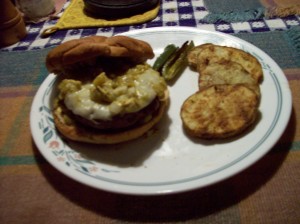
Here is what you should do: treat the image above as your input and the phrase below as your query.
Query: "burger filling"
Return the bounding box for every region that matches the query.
[56,64,167,130]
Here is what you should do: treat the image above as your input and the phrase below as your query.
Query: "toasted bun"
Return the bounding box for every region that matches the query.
[53,90,169,144]
[46,35,155,74]
[180,84,259,139]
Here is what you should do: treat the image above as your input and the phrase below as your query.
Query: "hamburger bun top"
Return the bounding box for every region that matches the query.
[46,35,155,74]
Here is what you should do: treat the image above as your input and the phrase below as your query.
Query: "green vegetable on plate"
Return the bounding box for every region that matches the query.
[153,41,195,81]
[152,44,178,71]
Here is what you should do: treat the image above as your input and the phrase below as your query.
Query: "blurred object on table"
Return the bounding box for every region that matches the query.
[262,0,300,18]
[0,0,27,47]
[16,0,55,21]
[83,0,159,18]
[203,0,300,23]
[15,0,67,23]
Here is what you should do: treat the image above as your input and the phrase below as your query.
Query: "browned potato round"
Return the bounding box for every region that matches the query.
[180,84,259,139]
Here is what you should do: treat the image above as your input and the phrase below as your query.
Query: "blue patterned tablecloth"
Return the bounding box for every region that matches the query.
[2,0,300,51]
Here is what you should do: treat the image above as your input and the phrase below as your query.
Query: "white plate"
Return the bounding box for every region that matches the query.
[30,27,292,195]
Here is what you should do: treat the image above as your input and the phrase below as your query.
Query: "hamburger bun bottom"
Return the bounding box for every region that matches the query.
[53,91,169,144]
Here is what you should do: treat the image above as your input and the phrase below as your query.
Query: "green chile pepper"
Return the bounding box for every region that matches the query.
[161,41,195,81]
[152,44,178,71]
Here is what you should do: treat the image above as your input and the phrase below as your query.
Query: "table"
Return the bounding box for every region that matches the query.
[1,0,299,223]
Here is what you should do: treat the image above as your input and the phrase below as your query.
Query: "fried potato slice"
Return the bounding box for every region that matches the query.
[180,84,259,139]
[184,43,263,140]
[196,44,263,83]
[187,43,213,70]
[199,61,256,87]
[198,60,260,96]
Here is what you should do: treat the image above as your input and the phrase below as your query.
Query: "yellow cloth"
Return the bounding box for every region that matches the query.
[42,0,160,37]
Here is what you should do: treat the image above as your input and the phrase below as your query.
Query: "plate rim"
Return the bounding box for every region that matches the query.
[30,26,292,195]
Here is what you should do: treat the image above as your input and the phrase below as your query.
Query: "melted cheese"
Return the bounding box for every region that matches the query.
[59,65,167,120]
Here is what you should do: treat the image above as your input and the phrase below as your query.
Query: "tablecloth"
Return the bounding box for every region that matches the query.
[1,0,300,52]
[0,0,300,223]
